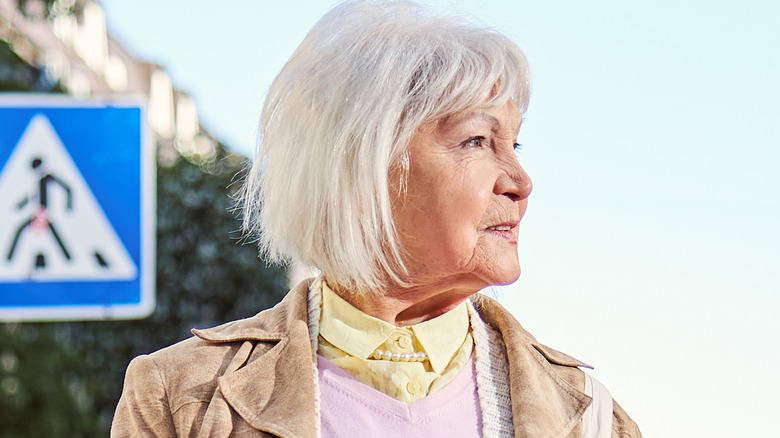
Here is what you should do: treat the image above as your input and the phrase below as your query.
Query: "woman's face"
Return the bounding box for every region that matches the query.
[392,99,532,293]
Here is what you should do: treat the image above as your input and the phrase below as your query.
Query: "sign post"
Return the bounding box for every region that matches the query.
[0,96,155,321]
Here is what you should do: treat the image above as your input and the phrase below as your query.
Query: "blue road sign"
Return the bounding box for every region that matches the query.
[0,96,155,321]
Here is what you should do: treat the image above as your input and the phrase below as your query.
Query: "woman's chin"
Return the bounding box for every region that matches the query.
[484,265,521,288]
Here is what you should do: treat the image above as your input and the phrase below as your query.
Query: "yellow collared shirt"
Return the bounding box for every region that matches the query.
[317,282,473,403]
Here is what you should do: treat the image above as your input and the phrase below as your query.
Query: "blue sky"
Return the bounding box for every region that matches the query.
[101,1,780,436]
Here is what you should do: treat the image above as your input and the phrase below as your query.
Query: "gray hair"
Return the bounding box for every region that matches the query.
[241,0,531,292]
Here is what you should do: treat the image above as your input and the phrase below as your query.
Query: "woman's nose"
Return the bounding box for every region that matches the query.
[495,159,532,201]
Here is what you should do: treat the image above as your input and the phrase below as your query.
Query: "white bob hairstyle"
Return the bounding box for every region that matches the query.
[241,0,531,293]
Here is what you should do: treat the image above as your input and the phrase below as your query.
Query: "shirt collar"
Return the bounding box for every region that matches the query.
[411,302,469,373]
[318,281,470,373]
[319,282,396,359]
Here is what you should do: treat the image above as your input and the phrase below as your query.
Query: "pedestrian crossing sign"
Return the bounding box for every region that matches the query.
[0,96,155,321]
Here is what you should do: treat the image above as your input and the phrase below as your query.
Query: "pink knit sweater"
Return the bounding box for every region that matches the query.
[318,355,483,437]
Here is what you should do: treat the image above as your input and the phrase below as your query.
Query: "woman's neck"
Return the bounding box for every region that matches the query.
[332,280,481,326]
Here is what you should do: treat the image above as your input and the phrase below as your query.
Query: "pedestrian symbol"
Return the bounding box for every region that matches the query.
[0,115,137,281]
[8,156,74,265]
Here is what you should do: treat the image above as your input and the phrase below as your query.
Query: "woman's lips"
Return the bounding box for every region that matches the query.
[483,223,519,244]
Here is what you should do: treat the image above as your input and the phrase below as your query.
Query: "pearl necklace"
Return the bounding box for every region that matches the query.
[371,349,428,362]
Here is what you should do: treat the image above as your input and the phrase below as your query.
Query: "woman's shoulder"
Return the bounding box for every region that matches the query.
[128,315,278,402]
[469,293,642,437]
[143,281,313,371]
[113,285,318,436]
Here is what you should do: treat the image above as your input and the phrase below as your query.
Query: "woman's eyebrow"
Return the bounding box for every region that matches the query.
[451,112,500,130]
[455,112,522,136]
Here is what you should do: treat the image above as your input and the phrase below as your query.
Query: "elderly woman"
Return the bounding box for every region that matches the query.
[113,1,641,437]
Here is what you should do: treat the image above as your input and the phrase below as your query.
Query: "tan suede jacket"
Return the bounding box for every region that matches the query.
[112,279,641,437]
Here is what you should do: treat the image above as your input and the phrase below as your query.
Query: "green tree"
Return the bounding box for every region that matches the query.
[0,39,288,436]
[0,323,104,437]
[0,38,60,92]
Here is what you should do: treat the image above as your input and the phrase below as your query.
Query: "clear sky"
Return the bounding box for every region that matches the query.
[101,1,780,436]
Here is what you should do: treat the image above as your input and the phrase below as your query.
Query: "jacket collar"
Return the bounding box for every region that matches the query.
[193,279,590,438]
[193,279,317,438]
[471,294,592,437]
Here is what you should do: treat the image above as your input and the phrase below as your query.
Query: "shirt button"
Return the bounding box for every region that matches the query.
[406,381,422,395]
[396,335,411,349]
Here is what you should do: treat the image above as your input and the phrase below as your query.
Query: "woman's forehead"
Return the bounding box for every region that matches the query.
[435,101,522,132]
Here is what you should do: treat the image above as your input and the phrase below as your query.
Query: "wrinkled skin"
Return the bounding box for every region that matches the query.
[347,99,533,325]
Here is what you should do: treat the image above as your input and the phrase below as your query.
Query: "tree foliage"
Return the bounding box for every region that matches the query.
[0,40,288,436]
[0,41,59,92]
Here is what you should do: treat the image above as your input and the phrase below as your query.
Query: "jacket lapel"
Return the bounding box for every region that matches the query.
[473,294,592,438]
[195,280,318,438]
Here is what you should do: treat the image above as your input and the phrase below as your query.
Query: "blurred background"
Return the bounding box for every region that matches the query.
[1,0,779,436]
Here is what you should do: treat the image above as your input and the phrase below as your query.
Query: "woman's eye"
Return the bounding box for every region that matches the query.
[514,143,524,159]
[464,136,485,148]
